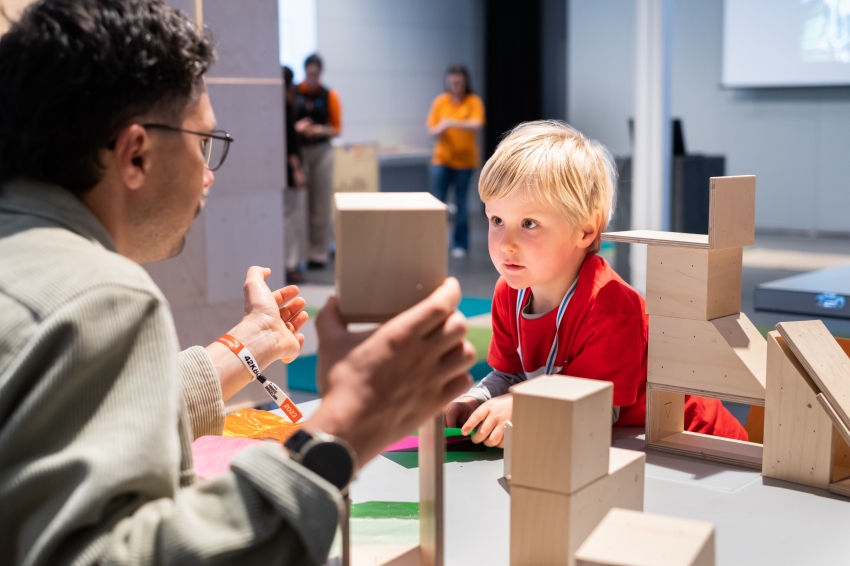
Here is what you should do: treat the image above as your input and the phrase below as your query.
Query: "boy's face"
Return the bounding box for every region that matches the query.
[485,191,598,291]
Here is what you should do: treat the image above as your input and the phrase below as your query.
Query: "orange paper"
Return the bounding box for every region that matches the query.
[223,408,302,443]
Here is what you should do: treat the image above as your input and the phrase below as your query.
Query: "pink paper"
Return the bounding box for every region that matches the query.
[383,435,471,452]
[192,435,262,480]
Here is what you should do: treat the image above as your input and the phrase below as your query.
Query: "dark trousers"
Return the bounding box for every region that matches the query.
[429,165,474,250]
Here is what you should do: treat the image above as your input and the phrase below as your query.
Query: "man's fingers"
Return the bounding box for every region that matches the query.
[279,297,306,322]
[287,310,309,333]
[442,376,474,413]
[425,310,468,358]
[437,340,477,382]
[389,278,461,339]
[272,285,301,307]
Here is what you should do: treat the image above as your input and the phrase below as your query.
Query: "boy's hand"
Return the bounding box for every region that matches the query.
[445,396,481,428]
[462,394,513,448]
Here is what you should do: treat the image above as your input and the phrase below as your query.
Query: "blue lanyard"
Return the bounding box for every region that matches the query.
[515,279,578,377]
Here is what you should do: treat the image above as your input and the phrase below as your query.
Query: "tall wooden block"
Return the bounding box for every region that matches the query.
[510,448,645,566]
[706,175,755,250]
[575,508,715,566]
[335,192,447,323]
[648,313,767,402]
[511,376,613,494]
[646,246,742,321]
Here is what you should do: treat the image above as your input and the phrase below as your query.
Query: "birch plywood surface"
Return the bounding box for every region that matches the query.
[707,176,755,250]
[777,320,850,432]
[648,313,767,400]
[602,230,710,249]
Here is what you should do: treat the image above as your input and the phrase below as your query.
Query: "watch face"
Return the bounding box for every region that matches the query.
[302,441,355,490]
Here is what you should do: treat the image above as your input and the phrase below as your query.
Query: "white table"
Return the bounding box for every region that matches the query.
[283,401,850,565]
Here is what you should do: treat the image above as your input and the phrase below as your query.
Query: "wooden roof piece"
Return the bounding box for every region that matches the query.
[602,175,755,250]
[777,320,850,433]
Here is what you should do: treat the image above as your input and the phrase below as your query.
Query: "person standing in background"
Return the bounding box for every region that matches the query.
[427,65,485,259]
[283,66,308,284]
[295,53,342,269]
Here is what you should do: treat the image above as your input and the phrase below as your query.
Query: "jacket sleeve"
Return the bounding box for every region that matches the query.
[178,346,225,439]
[0,286,340,566]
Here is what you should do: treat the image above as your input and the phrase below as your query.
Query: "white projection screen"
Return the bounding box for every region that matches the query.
[723,0,850,87]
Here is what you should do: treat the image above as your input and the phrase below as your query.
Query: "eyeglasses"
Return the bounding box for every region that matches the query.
[142,124,234,171]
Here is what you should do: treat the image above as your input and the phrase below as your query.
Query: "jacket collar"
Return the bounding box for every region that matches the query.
[0,177,117,252]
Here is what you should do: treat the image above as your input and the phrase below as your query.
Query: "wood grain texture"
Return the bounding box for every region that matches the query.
[646,246,742,321]
[646,387,685,445]
[829,476,850,498]
[817,394,850,450]
[503,420,512,481]
[777,320,850,432]
[510,448,645,566]
[335,193,447,323]
[762,333,835,489]
[418,414,444,566]
[650,431,763,470]
[510,376,612,495]
[602,230,710,249]
[648,313,767,400]
[575,508,715,566]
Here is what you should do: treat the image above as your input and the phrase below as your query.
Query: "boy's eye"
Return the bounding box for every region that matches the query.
[522,219,538,229]
[490,216,503,226]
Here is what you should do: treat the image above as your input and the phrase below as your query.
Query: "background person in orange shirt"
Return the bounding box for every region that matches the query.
[427,65,485,259]
[295,53,342,269]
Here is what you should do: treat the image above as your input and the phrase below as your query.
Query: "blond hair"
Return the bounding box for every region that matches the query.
[479,121,617,234]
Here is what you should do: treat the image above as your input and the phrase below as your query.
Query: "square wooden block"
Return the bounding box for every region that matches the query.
[646,246,742,321]
[575,508,715,566]
[334,192,447,323]
[510,448,646,566]
[510,375,613,494]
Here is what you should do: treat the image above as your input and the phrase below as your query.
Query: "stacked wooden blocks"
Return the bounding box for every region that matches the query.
[763,320,850,498]
[509,376,646,566]
[604,176,767,469]
[574,508,715,566]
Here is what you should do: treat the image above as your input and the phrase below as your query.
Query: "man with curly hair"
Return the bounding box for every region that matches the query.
[0,1,475,564]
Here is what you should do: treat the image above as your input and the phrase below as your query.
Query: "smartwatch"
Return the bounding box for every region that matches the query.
[284,429,357,490]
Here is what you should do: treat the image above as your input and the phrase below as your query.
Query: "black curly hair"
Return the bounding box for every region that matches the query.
[0,0,216,195]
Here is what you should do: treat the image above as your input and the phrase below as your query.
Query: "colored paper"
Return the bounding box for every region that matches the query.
[192,435,262,480]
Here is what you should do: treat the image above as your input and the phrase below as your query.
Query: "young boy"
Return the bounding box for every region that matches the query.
[445,121,747,446]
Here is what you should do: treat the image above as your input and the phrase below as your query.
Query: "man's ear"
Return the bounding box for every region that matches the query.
[575,210,602,252]
[110,124,152,191]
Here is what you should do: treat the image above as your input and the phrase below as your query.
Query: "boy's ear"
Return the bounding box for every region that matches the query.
[575,211,602,253]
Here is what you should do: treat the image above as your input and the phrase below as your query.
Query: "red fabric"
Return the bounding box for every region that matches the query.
[488,253,748,439]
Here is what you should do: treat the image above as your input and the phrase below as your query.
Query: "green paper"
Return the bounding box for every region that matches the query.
[350,501,419,519]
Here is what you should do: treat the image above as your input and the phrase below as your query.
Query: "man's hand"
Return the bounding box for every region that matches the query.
[462,394,513,448]
[308,278,476,465]
[445,396,481,428]
[205,267,309,400]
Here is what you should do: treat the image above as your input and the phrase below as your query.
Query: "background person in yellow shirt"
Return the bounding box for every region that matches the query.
[427,65,486,259]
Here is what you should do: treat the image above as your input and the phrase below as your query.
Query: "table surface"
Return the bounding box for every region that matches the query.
[283,401,850,565]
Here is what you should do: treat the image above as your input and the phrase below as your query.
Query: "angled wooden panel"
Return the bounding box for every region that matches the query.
[510,448,645,566]
[707,176,755,250]
[602,230,709,249]
[648,313,767,400]
[777,320,850,431]
[646,246,742,320]
[575,508,715,566]
[511,376,612,495]
[762,332,835,489]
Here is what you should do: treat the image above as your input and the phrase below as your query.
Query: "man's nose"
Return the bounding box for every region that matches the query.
[203,167,215,192]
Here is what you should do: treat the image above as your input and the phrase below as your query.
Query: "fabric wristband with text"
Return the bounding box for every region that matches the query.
[216,334,303,423]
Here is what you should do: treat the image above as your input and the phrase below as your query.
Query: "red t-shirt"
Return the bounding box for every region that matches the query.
[488,253,748,439]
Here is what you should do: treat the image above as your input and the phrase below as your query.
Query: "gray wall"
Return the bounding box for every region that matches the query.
[568,0,850,234]
[314,0,485,148]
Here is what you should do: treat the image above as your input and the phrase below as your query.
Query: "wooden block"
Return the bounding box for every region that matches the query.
[334,144,379,193]
[651,429,762,469]
[511,376,613,494]
[707,176,755,250]
[334,193,447,323]
[646,387,685,445]
[817,394,850,449]
[418,414,444,566]
[776,320,850,432]
[510,448,646,566]
[352,545,421,566]
[575,508,715,566]
[602,230,710,249]
[763,332,835,489]
[504,420,513,481]
[646,246,742,321]
[648,313,767,401]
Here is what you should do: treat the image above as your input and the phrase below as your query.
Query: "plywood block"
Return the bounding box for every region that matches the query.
[504,420,513,481]
[418,414,444,566]
[762,332,835,489]
[829,476,850,498]
[648,313,767,400]
[817,394,850,448]
[334,144,379,193]
[777,320,850,432]
[646,246,742,320]
[602,230,710,249]
[511,376,613,494]
[575,508,715,566]
[510,448,645,566]
[352,545,421,566]
[335,193,447,323]
[646,387,685,445]
[652,430,762,469]
[707,176,755,250]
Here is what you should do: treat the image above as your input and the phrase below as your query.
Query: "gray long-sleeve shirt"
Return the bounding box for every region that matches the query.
[0,179,341,565]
